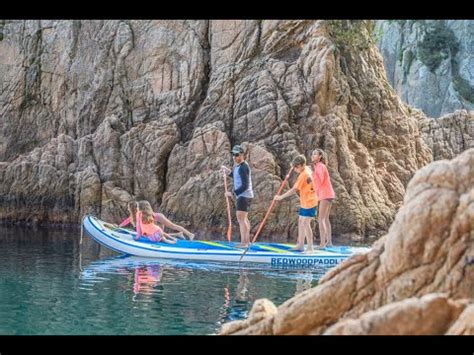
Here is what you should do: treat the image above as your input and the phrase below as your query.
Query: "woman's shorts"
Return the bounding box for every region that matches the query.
[236,196,252,212]
[299,206,317,218]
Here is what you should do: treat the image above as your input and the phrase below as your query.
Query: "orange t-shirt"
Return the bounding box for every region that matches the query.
[293,166,318,209]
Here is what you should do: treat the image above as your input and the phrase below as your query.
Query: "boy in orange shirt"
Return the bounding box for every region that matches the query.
[274,155,318,253]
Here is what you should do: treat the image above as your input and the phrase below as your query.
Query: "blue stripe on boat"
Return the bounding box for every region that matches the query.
[87,216,350,258]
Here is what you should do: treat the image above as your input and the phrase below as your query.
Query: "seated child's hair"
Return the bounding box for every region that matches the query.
[138,200,155,224]
[128,201,138,226]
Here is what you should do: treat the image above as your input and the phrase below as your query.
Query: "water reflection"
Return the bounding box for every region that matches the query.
[133,265,163,296]
[216,269,251,324]
[295,270,314,295]
[236,270,249,302]
[1,225,342,334]
[80,255,324,307]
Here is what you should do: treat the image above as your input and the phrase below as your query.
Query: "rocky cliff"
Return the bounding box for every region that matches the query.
[377,20,474,118]
[220,148,474,334]
[0,20,470,242]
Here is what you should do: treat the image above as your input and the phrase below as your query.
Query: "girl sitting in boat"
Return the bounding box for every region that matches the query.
[119,201,194,240]
[125,200,178,244]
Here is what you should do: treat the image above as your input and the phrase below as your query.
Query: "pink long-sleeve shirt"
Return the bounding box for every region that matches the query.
[312,162,335,200]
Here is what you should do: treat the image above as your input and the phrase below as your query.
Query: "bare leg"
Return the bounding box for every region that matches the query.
[161,236,177,244]
[156,213,194,240]
[325,202,333,246]
[168,232,186,239]
[302,217,314,253]
[318,200,331,247]
[318,204,327,247]
[236,211,250,247]
[244,215,251,245]
[292,216,305,251]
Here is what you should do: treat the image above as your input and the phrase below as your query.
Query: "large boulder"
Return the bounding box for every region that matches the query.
[324,294,469,335]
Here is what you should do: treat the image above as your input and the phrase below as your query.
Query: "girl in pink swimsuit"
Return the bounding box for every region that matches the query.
[311,149,336,248]
[120,200,177,243]
[119,201,194,241]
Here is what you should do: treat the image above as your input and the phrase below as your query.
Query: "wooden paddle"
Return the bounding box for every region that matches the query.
[223,171,233,242]
[239,166,294,261]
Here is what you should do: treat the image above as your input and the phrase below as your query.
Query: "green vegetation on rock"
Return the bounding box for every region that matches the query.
[402,49,415,81]
[418,21,459,72]
[327,20,381,51]
[453,74,474,103]
[414,20,473,103]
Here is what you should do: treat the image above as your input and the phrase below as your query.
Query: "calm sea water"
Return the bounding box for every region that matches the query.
[0,225,332,335]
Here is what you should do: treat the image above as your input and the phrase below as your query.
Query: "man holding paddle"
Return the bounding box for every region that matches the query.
[221,145,254,248]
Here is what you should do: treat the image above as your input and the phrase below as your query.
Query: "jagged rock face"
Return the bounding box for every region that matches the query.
[446,304,474,335]
[418,109,474,160]
[222,294,474,336]
[0,19,451,242]
[219,149,474,334]
[323,294,470,335]
[377,20,474,118]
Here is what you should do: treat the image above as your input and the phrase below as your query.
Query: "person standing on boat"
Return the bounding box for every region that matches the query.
[274,155,318,253]
[311,149,335,248]
[220,145,254,248]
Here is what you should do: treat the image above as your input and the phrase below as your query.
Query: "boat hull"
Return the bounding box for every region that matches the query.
[82,215,369,268]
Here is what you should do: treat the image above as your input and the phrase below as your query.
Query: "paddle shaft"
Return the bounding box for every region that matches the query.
[252,166,294,243]
[240,166,294,260]
[223,172,233,242]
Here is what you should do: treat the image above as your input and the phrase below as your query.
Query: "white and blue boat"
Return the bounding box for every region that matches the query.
[82,215,370,268]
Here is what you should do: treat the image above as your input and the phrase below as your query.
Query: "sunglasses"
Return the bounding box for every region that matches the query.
[232,153,240,157]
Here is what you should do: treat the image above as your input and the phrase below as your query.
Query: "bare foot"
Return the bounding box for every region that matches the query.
[291,246,305,252]
[302,249,314,254]
[187,233,195,241]
[174,232,186,239]
[235,243,250,248]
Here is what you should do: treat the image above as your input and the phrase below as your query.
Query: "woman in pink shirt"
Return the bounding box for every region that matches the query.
[311,149,336,248]
[119,201,194,240]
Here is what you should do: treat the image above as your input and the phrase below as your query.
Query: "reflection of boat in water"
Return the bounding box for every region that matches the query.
[83,215,370,269]
[80,256,164,296]
[79,255,262,284]
[80,255,199,281]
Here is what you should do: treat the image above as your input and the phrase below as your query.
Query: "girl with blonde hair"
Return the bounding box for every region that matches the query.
[134,200,177,244]
[119,200,194,240]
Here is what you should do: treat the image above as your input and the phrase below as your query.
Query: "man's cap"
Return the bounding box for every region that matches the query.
[231,145,244,154]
